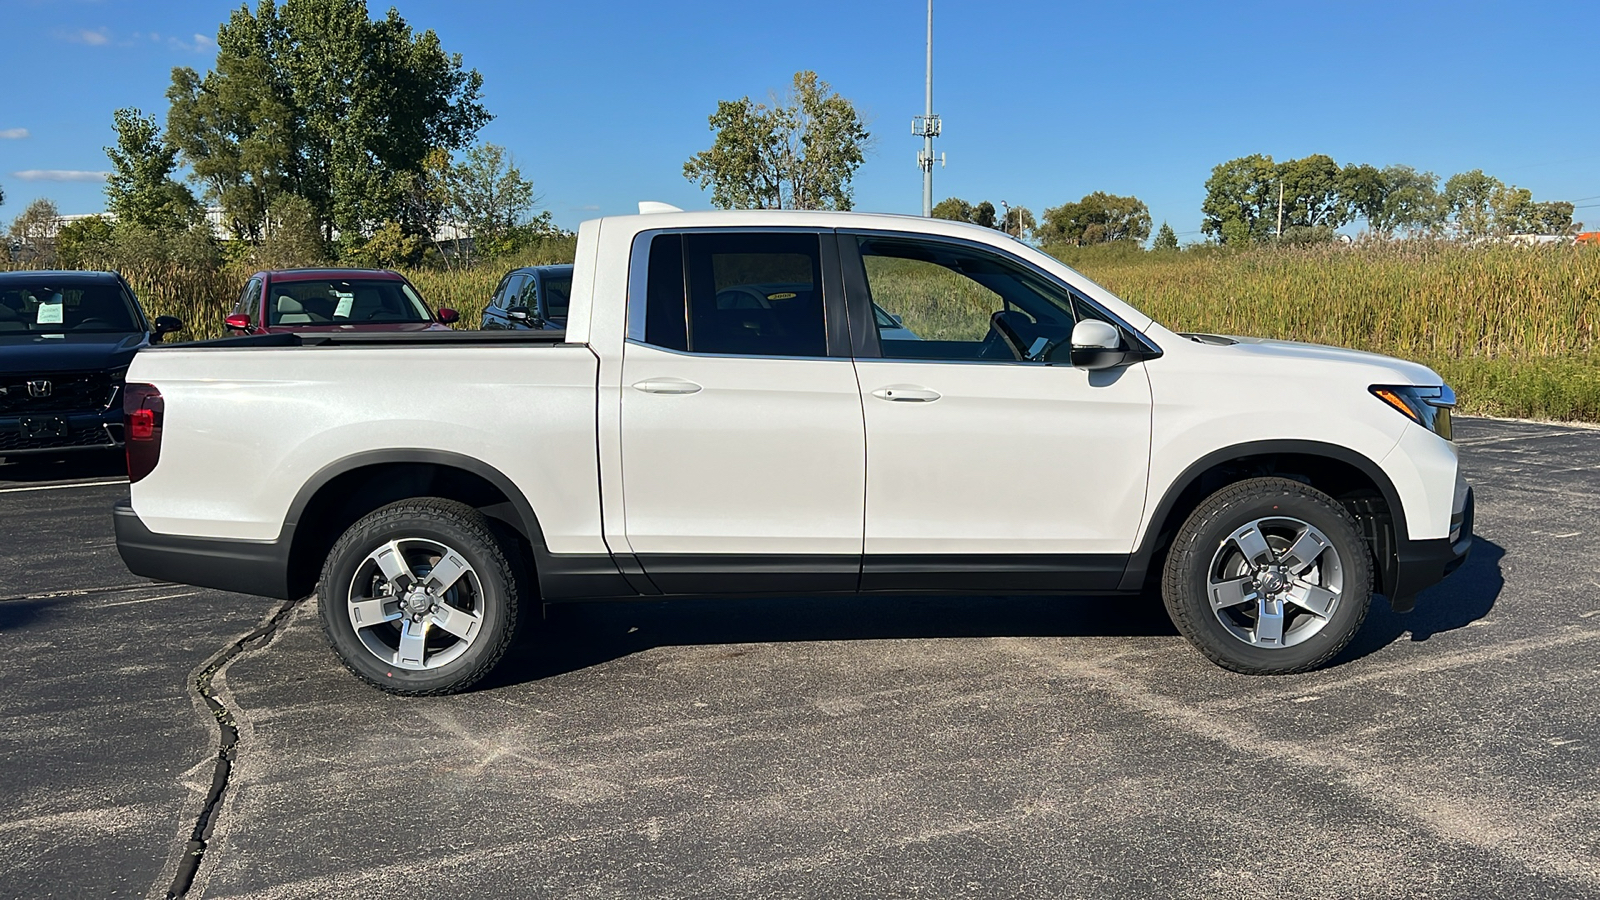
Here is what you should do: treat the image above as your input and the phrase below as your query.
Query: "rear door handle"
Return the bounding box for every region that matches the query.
[632,379,702,395]
[870,387,940,402]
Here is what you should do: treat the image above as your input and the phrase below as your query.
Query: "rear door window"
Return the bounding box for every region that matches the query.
[634,232,828,357]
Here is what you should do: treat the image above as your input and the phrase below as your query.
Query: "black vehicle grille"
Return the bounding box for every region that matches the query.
[0,422,115,452]
[0,371,114,414]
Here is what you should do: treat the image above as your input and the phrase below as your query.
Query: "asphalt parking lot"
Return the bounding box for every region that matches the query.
[2,417,1597,900]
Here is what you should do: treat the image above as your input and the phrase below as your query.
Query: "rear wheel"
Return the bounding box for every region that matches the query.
[1161,477,1371,674]
[318,498,521,695]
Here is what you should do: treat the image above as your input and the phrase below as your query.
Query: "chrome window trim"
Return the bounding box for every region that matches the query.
[623,337,859,364]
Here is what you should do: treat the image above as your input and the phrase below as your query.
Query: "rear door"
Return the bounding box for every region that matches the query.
[618,230,864,593]
[841,232,1154,592]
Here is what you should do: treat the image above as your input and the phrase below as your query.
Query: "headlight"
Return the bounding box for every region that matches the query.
[1371,384,1455,440]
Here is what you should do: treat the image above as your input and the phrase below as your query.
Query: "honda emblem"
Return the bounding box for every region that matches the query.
[28,379,52,398]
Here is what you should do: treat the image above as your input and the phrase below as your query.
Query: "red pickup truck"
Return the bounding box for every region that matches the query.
[223,268,459,335]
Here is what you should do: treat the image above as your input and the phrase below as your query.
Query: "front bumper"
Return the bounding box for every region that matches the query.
[0,406,121,455]
[114,498,293,598]
[1388,486,1474,612]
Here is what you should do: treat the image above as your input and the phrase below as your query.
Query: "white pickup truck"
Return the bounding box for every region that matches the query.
[114,208,1473,693]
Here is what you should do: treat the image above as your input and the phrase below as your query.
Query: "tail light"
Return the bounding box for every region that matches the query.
[124,383,164,483]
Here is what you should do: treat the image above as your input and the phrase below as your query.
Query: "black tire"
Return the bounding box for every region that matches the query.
[318,498,521,695]
[1161,477,1372,675]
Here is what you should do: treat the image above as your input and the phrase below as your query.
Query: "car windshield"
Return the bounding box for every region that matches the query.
[267,279,431,325]
[541,275,571,319]
[0,282,142,334]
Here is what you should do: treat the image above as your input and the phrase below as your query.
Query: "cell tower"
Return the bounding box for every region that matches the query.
[912,0,942,216]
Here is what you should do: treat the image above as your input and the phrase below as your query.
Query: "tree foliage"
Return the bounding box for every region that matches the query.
[165,0,490,243]
[447,143,538,260]
[1153,222,1179,251]
[1342,164,1446,237]
[1000,206,1036,240]
[8,198,60,263]
[105,107,201,235]
[1040,192,1152,246]
[56,216,116,268]
[931,197,973,222]
[683,70,870,210]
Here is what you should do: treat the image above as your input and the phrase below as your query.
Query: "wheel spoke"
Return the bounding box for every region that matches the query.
[349,597,401,628]
[1286,579,1339,618]
[431,603,480,641]
[395,618,429,667]
[1281,527,1330,574]
[1209,576,1259,611]
[371,540,416,590]
[423,551,471,596]
[1231,524,1275,566]
[1254,597,1286,646]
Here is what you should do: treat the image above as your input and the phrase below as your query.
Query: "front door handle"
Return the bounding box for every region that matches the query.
[633,379,702,395]
[870,387,940,402]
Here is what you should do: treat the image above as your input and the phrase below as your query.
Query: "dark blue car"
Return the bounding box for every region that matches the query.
[480,265,572,330]
[0,271,182,459]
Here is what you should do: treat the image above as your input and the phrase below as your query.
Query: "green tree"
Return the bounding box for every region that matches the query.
[1444,169,1503,238]
[972,200,997,229]
[447,143,537,260]
[255,193,327,268]
[683,70,870,210]
[1343,164,1445,237]
[1000,206,1035,240]
[56,216,116,267]
[1152,221,1179,251]
[166,0,490,244]
[8,198,60,263]
[1276,154,1349,233]
[931,197,974,222]
[105,107,201,235]
[1039,192,1152,246]
[1200,154,1278,243]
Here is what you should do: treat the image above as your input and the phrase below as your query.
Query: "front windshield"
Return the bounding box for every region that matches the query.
[0,282,142,334]
[266,279,431,325]
[541,275,572,319]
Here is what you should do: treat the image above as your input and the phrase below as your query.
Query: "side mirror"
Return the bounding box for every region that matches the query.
[1069,319,1126,370]
[436,307,460,325]
[506,305,531,324]
[224,313,251,333]
[152,316,184,341]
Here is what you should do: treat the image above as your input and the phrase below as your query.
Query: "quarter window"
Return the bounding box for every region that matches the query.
[636,232,828,357]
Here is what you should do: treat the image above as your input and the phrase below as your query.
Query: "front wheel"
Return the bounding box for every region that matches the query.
[319,498,521,695]
[1161,477,1372,674]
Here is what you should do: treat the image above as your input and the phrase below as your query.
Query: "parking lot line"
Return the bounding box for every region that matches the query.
[0,479,129,494]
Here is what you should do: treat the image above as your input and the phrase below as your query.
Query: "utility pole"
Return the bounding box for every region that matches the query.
[1276,180,1285,240]
[912,0,942,216]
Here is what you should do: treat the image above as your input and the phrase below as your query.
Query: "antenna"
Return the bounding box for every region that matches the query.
[912,0,941,216]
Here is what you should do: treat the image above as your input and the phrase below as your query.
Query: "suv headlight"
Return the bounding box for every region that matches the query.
[1371,384,1455,440]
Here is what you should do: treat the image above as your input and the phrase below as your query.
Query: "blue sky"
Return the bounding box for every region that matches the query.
[3,0,1598,238]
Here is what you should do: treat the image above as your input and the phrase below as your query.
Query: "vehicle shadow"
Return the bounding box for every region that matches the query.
[1335,536,1506,664]
[484,538,1506,690]
[483,589,1181,690]
[0,450,126,485]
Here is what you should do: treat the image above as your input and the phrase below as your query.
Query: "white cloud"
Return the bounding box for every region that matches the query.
[168,32,215,53]
[11,170,110,183]
[0,128,29,140]
[71,28,111,46]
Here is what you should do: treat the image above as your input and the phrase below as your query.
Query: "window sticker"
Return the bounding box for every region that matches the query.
[37,301,64,324]
[333,291,355,319]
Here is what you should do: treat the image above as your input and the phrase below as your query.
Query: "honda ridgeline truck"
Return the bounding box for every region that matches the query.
[113,207,1473,694]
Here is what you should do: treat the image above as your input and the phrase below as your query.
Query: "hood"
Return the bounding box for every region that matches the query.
[0,331,148,375]
[1176,333,1443,384]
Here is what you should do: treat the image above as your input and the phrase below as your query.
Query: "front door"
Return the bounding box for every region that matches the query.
[843,232,1154,592]
[619,230,864,593]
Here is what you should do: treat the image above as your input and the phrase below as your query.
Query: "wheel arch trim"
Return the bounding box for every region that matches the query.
[1121,439,1407,592]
